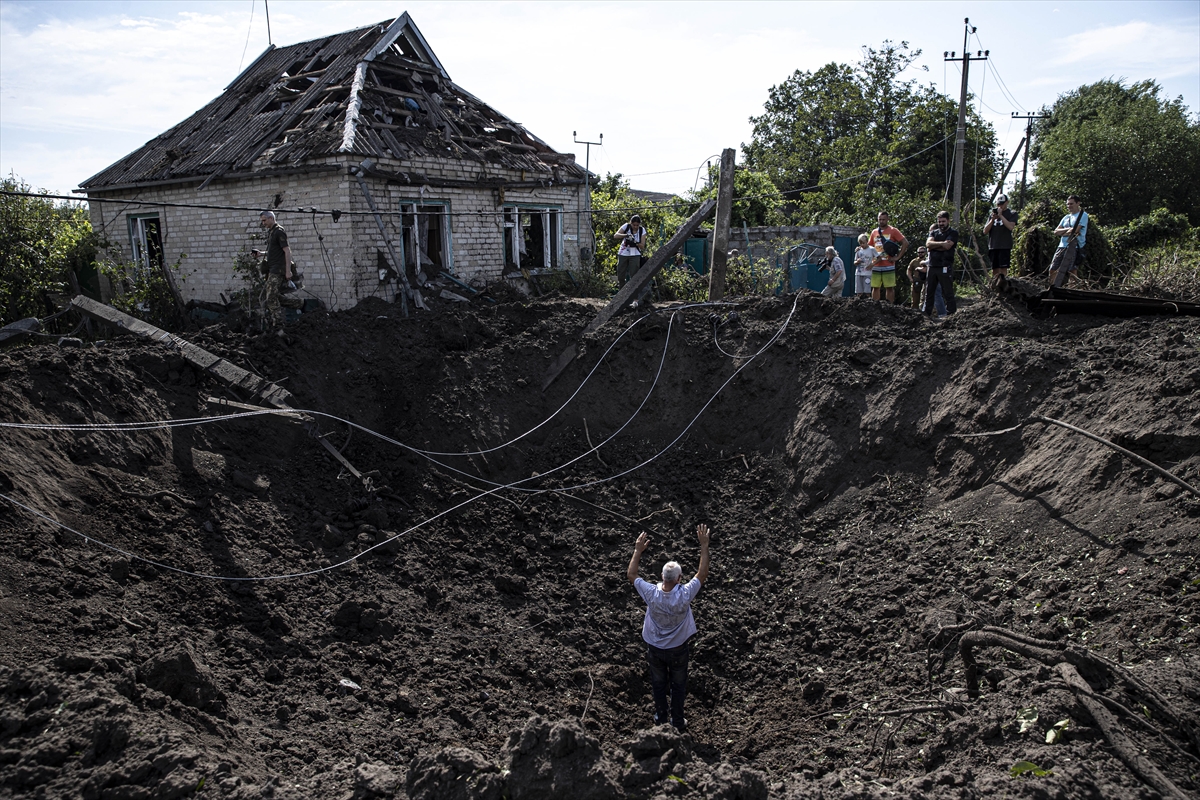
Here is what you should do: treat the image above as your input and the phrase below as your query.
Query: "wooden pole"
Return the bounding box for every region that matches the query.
[542,198,717,390]
[708,148,736,301]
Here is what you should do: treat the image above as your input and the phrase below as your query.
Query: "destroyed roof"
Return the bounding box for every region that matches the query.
[80,13,584,191]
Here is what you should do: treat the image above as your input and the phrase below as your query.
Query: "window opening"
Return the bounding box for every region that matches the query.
[503,206,561,272]
[128,214,163,278]
[400,203,451,278]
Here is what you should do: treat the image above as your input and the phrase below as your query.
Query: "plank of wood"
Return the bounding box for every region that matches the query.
[541,198,716,390]
[70,296,294,409]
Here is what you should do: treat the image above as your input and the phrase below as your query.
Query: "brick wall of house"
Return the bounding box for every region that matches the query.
[86,153,590,309]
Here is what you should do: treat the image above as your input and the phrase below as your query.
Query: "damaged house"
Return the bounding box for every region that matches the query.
[79,13,590,311]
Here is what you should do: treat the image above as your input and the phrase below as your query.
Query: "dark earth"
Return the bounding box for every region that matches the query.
[1,284,1198,799]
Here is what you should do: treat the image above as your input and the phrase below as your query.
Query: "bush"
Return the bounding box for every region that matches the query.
[1012,199,1111,285]
[99,255,188,331]
[0,177,101,325]
[1106,208,1193,253]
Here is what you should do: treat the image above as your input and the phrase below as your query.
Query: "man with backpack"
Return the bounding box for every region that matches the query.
[867,211,908,304]
[1049,195,1088,288]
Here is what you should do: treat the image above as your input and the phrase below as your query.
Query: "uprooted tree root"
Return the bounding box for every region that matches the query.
[959,626,1199,799]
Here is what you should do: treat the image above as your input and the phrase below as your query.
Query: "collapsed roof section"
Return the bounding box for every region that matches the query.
[80,13,584,191]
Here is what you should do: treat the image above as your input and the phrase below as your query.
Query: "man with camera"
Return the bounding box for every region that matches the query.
[923,210,958,317]
[820,246,845,298]
[983,194,1018,280]
[614,214,648,289]
[251,210,294,329]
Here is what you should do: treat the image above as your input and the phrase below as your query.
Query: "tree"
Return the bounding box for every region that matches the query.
[1030,80,1200,226]
[689,164,784,228]
[589,173,688,287]
[0,176,100,326]
[742,41,998,226]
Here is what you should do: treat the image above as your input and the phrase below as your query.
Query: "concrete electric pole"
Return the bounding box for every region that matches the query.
[945,19,987,227]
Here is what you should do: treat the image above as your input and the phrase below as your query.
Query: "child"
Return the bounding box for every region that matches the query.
[853,233,873,295]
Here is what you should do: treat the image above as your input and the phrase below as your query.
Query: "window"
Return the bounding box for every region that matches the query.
[128,214,163,276]
[503,206,562,273]
[399,202,452,278]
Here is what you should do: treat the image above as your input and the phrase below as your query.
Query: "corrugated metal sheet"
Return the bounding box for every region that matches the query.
[81,17,584,190]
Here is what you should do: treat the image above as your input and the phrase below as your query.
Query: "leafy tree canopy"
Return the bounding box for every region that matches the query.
[1031,79,1200,226]
[1,176,99,326]
[742,41,998,225]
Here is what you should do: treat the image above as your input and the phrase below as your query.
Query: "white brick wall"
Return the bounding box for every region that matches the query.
[86,153,590,309]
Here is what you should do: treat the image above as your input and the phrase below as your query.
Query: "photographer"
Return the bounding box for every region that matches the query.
[820,246,845,298]
[983,194,1018,279]
[614,215,648,289]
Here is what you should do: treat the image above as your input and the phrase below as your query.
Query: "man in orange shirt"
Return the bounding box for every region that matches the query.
[867,211,908,304]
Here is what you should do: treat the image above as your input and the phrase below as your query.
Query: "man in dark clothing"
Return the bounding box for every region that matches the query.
[983,194,1018,279]
[924,211,958,317]
[251,211,293,329]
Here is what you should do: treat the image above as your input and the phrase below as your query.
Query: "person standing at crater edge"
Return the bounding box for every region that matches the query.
[627,524,710,733]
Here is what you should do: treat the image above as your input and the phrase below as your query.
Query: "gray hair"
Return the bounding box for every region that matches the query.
[825,246,837,256]
[662,561,682,584]
[260,210,276,221]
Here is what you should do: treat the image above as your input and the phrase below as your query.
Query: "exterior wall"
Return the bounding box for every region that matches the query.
[718,224,865,254]
[86,164,354,307]
[86,154,590,309]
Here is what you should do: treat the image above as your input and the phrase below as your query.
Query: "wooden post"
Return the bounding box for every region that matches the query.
[708,148,736,301]
[541,198,717,390]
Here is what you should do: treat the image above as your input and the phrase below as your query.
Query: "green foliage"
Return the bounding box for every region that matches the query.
[1011,199,1112,285]
[1114,240,1200,300]
[99,254,187,330]
[589,173,689,289]
[1106,208,1194,253]
[1031,80,1200,226]
[743,41,999,225]
[690,165,784,228]
[1010,760,1053,778]
[0,176,101,325]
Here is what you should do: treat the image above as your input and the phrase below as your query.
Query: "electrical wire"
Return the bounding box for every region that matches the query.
[237,0,256,74]
[0,295,799,581]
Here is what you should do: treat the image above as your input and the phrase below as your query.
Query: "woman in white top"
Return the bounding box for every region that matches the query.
[853,232,874,295]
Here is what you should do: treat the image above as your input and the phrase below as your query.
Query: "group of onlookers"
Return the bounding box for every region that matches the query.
[835,195,1087,316]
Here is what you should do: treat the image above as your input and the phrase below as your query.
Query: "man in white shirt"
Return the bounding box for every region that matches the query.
[627,524,711,732]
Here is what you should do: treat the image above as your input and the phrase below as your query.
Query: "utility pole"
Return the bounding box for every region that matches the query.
[573,131,602,266]
[944,19,987,227]
[1011,113,1047,210]
[708,148,736,301]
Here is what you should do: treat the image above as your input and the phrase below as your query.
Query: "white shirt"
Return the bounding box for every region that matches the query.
[618,224,646,257]
[634,577,701,648]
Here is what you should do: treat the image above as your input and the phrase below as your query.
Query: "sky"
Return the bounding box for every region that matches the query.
[1,0,1197,199]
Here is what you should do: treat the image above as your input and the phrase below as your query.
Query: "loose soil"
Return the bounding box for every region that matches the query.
[1,287,1198,800]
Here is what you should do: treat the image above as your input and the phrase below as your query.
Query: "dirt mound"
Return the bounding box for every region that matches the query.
[1,289,1198,799]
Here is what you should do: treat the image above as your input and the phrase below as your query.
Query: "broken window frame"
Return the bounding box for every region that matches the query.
[502,205,562,274]
[127,213,164,279]
[398,200,454,278]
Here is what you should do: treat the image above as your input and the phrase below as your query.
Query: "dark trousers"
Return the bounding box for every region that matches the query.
[923,266,957,316]
[646,642,689,728]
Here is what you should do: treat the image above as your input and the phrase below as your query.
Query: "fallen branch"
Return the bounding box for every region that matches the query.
[1055,663,1189,800]
[958,627,1196,798]
[582,418,608,469]
[117,487,207,509]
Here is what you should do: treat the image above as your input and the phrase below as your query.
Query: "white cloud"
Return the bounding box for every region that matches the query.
[1053,20,1199,80]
